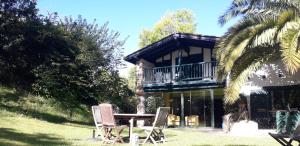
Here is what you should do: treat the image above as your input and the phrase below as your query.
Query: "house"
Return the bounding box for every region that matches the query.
[124,33,300,128]
[125,33,225,127]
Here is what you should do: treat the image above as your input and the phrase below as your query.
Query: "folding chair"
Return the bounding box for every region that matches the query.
[140,107,170,145]
[99,103,128,144]
[269,122,300,146]
[91,105,103,139]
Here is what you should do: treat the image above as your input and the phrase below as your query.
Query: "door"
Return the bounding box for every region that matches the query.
[190,90,211,127]
[170,90,212,127]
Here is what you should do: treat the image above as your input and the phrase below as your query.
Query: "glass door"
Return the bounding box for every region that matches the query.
[190,90,211,127]
[169,90,212,127]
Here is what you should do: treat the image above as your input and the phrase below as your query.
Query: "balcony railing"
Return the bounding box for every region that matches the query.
[143,61,217,84]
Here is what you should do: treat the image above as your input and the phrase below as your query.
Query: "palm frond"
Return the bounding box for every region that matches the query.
[224,60,262,104]
[280,27,300,74]
[219,0,300,26]
[219,0,255,26]
[218,0,300,103]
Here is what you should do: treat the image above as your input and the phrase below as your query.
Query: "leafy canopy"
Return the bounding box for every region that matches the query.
[138,9,197,48]
[216,0,300,104]
[0,0,134,114]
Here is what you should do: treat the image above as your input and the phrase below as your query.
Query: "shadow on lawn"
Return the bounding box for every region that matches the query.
[0,103,92,126]
[0,89,24,101]
[0,128,70,146]
[192,145,256,146]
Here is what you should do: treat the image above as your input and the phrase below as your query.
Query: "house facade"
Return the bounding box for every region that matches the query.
[124,33,300,128]
[125,33,225,127]
[241,60,300,128]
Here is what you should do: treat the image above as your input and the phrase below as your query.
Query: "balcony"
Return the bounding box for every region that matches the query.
[143,62,218,89]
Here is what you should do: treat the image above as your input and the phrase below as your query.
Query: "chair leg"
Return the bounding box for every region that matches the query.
[103,128,114,144]
[159,129,166,142]
[99,127,104,140]
[115,128,125,143]
[95,127,104,139]
[143,130,153,144]
[149,134,157,146]
[269,133,289,146]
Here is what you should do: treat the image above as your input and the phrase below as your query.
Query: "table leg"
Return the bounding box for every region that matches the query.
[129,118,134,143]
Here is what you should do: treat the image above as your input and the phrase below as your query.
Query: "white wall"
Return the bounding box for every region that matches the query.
[190,47,202,55]
[240,60,300,95]
[153,47,213,66]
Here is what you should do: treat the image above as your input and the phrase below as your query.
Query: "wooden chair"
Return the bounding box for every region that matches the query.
[140,107,170,145]
[91,106,103,139]
[99,103,127,144]
[269,122,300,146]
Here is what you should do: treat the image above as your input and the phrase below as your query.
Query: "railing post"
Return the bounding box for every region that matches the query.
[170,66,172,83]
[211,62,213,79]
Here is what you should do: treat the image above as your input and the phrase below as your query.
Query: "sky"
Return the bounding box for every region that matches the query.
[37,0,236,77]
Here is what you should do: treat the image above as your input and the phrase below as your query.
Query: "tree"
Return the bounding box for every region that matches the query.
[0,0,41,88]
[216,0,300,104]
[32,16,131,115]
[127,67,136,91]
[1,0,134,115]
[139,9,197,47]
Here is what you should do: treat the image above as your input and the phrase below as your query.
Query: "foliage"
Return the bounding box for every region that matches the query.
[0,0,42,88]
[138,9,197,47]
[145,95,165,113]
[216,0,300,104]
[32,16,130,114]
[0,0,134,114]
[127,67,137,91]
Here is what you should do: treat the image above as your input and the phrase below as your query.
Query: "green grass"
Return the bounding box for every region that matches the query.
[0,86,286,146]
[0,87,93,124]
[0,108,282,146]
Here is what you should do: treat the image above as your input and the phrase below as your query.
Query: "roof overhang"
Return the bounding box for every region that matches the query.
[124,33,219,64]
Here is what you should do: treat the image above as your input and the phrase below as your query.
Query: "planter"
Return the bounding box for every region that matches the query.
[286,110,300,135]
[276,110,300,135]
[276,110,288,134]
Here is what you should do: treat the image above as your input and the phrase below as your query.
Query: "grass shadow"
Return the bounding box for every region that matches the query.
[0,87,93,126]
[0,103,92,126]
[0,88,24,102]
[225,145,256,146]
[0,128,70,146]
[193,145,255,146]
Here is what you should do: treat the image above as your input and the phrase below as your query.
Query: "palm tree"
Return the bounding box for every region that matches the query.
[216,0,300,104]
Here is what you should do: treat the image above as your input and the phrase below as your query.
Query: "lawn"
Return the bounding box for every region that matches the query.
[0,87,283,146]
[0,109,282,146]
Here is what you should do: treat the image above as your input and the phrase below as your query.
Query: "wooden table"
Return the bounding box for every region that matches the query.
[114,113,155,143]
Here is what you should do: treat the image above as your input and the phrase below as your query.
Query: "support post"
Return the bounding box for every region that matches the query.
[189,91,192,115]
[180,92,185,127]
[210,89,215,128]
[247,94,251,120]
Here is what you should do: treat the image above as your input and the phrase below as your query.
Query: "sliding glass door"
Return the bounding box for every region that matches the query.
[168,90,213,127]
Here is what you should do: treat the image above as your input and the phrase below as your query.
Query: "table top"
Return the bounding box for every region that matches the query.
[114,113,155,119]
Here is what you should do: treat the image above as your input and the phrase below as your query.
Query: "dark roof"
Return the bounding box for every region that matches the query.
[124,33,219,64]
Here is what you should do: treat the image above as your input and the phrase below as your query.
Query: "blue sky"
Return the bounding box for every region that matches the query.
[37,0,236,76]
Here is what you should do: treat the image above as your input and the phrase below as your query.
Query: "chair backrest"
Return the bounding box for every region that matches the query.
[153,107,170,127]
[99,103,116,127]
[92,105,102,126]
